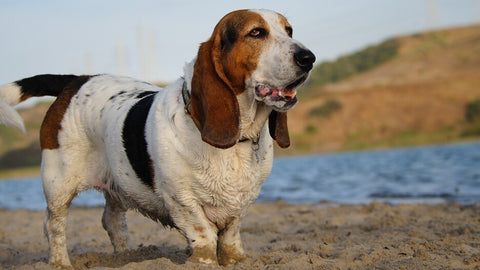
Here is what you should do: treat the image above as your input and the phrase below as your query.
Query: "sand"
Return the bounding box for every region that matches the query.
[1,201,479,269]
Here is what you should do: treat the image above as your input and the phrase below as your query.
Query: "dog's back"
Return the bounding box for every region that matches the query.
[0,73,168,188]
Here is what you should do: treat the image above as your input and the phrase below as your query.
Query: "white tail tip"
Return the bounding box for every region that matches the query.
[0,97,26,133]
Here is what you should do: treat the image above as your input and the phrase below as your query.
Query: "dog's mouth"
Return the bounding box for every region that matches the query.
[255,85,297,100]
[254,76,306,111]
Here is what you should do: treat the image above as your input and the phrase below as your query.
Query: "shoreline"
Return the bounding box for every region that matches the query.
[1,201,479,269]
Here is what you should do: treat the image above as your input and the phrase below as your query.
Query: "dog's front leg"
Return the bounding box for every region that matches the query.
[170,201,219,264]
[217,216,246,266]
[183,217,219,264]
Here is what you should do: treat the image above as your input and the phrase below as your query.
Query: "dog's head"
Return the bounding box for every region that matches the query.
[191,9,315,149]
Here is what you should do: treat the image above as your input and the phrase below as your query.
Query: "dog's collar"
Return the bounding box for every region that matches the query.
[182,78,259,155]
[182,79,192,115]
[238,135,259,148]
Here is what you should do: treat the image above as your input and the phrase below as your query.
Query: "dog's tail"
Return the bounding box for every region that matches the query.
[0,74,79,132]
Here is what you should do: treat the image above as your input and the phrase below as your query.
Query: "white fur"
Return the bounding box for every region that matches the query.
[0,9,314,268]
[39,71,273,267]
[0,83,25,132]
[250,9,311,112]
[0,82,22,105]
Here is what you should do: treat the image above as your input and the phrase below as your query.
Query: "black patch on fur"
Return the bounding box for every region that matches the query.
[222,21,237,52]
[16,74,81,98]
[136,91,156,99]
[139,208,177,229]
[109,90,127,101]
[122,94,156,189]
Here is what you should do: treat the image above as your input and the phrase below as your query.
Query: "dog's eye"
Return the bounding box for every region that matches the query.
[248,28,267,38]
[285,26,293,37]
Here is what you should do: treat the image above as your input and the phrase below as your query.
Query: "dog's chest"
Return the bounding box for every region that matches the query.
[191,141,272,226]
[148,88,274,227]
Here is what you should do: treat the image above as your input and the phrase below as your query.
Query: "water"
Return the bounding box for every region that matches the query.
[1,142,479,210]
[261,142,480,204]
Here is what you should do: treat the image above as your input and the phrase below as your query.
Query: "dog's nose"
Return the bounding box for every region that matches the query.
[294,47,316,72]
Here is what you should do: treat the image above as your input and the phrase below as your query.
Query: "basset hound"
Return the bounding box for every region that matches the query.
[0,9,315,268]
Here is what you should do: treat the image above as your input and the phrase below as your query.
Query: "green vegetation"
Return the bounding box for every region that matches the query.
[303,39,399,95]
[304,124,317,134]
[466,99,480,123]
[414,32,448,57]
[344,127,462,152]
[462,99,480,136]
[309,99,342,118]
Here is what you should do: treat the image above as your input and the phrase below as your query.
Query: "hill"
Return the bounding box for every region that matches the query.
[1,25,480,176]
[279,24,480,154]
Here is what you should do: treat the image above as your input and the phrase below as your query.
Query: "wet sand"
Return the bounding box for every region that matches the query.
[1,201,479,269]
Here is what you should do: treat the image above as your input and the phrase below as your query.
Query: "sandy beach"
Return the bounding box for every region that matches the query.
[1,201,479,269]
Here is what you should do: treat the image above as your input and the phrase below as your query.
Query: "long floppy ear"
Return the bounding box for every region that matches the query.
[190,38,240,149]
[269,111,290,148]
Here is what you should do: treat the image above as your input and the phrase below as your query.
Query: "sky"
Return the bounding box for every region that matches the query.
[1,0,479,84]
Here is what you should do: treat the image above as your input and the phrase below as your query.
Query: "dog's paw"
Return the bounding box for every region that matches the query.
[217,244,246,266]
[187,244,218,265]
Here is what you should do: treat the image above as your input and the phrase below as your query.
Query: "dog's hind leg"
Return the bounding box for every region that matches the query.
[41,149,80,269]
[102,192,130,252]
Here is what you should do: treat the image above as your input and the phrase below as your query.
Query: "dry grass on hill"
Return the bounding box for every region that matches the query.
[283,25,480,154]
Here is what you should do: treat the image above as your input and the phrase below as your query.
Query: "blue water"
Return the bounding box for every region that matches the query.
[1,142,479,210]
[261,142,480,204]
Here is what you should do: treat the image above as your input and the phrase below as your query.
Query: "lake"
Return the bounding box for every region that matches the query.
[1,142,479,210]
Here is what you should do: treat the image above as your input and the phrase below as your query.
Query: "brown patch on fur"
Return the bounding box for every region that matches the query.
[187,244,218,264]
[19,94,31,103]
[269,111,290,148]
[217,243,246,266]
[212,10,267,93]
[193,225,206,233]
[40,76,91,149]
[190,10,269,148]
[191,38,240,149]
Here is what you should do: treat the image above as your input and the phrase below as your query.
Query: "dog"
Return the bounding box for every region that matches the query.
[0,9,315,268]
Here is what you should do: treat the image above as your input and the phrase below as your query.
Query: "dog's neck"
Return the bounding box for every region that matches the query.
[236,91,272,140]
[183,59,271,142]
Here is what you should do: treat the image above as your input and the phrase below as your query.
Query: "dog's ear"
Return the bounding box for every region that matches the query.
[269,111,290,148]
[191,36,240,149]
